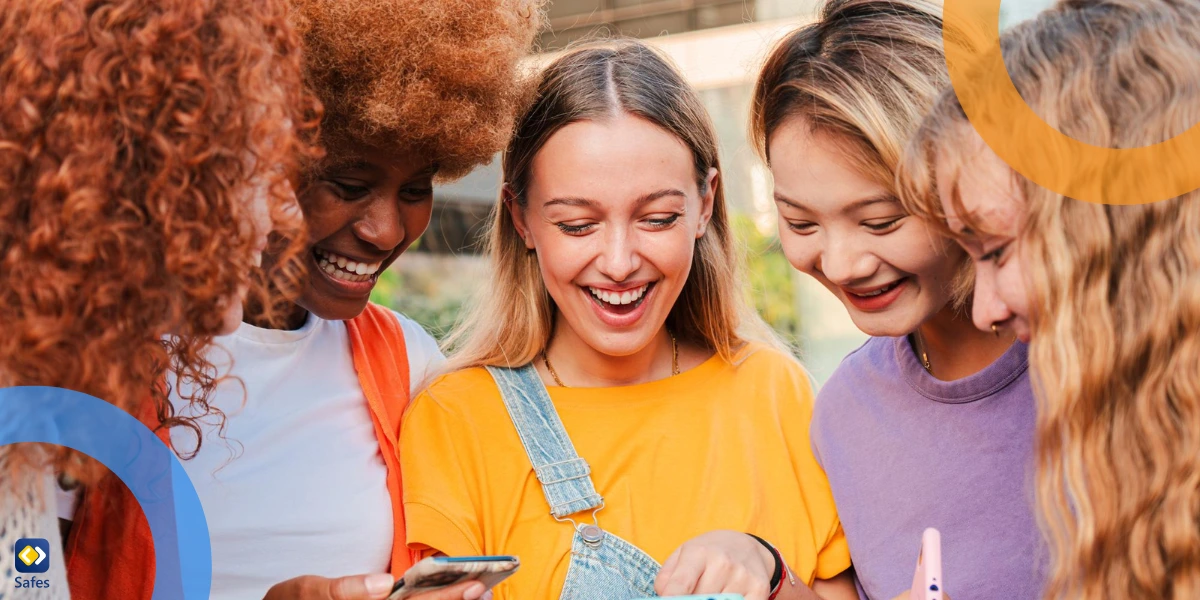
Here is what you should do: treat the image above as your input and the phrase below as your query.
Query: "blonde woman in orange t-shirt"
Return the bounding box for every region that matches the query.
[400,40,858,600]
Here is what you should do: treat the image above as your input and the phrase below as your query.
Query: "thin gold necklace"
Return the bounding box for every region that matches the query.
[542,331,679,387]
[912,330,932,374]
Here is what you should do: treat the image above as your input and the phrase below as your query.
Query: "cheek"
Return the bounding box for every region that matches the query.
[887,228,958,281]
[534,233,592,287]
[997,261,1032,317]
[777,231,819,275]
[299,190,346,242]
[401,203,434,240]
[642,227,698,282]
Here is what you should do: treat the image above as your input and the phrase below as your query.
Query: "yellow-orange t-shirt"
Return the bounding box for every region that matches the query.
[400,343,850,599]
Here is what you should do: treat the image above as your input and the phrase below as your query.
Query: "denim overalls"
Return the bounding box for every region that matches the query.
[486,365,661,599]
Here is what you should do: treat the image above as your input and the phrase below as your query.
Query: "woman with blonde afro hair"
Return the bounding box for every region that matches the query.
[63,2,545,600]
[1,0,318,597]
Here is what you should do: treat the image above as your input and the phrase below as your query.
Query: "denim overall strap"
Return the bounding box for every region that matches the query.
[486,365,603,519]
[486,364,661,599]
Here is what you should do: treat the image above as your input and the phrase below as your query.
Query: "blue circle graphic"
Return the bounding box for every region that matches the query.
[0,386,211,600]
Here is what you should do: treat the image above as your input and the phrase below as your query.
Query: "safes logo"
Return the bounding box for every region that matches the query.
[14,538,49,574]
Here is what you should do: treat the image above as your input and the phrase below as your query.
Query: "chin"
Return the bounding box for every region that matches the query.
[847,309,923,338]
[218,305,244,336]
[300,295,371,323]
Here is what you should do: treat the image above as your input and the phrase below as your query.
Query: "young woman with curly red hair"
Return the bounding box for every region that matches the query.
[61,2,545,600]
[0,0,318,597]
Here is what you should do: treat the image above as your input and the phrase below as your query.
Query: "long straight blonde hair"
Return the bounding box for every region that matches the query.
[900,1,1200,597]
[443,39,775,372]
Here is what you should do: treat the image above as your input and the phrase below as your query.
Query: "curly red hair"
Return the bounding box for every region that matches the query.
[291,0,545,178]
[0,0,320,484]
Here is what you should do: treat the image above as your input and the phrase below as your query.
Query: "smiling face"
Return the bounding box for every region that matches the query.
[936,128,1032,342]
[284,143,435,322]
[768,118,963,337]
[510,113,715,358]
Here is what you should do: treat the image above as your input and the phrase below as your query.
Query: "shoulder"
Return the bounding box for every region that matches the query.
[813,337,893,426]
[820,336,893,393]
[384,309,441,350]
[722,342,819,409]
[406,367,503,421]
[731,342,814,386]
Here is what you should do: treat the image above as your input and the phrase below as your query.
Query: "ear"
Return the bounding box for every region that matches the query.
[503,184,536,250]
[696,167,718,239]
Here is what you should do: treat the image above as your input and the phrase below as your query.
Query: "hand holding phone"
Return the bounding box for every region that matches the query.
[387,556,520,600]
[909,528,943,600]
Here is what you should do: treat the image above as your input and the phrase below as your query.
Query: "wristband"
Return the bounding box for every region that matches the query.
[747,533,783,598]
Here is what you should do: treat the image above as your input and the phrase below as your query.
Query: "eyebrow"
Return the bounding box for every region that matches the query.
[773,192,900,213]
[545,188,687,209]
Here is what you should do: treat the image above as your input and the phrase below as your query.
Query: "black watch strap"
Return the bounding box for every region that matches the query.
[748,533,783,592]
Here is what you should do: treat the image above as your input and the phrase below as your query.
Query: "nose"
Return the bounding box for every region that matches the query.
[595,225,641,282]
[352,196,406,252]
[971,264,1013,332]
[818,232,878,286]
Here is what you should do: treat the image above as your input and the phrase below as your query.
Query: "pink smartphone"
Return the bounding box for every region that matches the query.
[909,528,944,600]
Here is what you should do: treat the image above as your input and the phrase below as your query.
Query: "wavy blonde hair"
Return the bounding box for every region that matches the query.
[750,0,973,309]
[444,39,776,371]
[899,1,1200,597]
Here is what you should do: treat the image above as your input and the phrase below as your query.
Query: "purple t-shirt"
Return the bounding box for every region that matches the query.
[812,336,1047,600]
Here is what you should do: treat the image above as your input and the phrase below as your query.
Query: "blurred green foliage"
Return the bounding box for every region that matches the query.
[732,214,802,346]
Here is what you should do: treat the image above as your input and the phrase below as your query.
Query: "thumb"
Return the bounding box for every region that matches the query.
[326,574,396,600]
[264,573,395,600]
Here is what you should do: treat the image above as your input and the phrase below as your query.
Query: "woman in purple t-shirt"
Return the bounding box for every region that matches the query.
[750,0,1046,598]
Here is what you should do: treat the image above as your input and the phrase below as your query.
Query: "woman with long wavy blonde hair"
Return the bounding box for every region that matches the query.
[898,1,1200,597]
[0,0,318,596]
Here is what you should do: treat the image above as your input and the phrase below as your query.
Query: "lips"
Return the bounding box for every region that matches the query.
[582,282,657,326]
[313,247,383,283]
[310,247,384,296]
[842,277,909,312]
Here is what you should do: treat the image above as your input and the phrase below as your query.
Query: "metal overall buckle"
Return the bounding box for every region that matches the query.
[554,501,606,547]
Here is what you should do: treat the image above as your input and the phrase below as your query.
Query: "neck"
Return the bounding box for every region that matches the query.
[913,305,1014,381]
[243,299,309,331]
[542,317,674,387]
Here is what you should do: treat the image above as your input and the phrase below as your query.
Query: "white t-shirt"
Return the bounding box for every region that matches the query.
[61,310,444,600]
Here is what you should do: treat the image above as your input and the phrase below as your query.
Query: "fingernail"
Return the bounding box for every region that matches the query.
[462,582,487,600]
[480,591,494,600]
[365,574,394,596]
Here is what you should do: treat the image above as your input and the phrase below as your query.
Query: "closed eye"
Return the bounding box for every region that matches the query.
[863,217,904,233]
[981,243,1009,263]
[556,222,596,235]
[329,180,370,200]
[646,214,680,229]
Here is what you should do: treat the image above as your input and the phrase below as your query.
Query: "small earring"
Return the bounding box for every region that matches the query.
[991,324,999,337]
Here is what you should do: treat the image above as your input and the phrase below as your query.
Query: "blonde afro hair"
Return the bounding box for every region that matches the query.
[291,0,544,179]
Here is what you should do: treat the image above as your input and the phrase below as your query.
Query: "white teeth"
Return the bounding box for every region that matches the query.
[313,248,383,281]
[858,281,898,297]
[588,284,649,306]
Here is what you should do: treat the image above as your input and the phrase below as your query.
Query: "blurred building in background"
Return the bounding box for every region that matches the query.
[380,0,1055,384]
